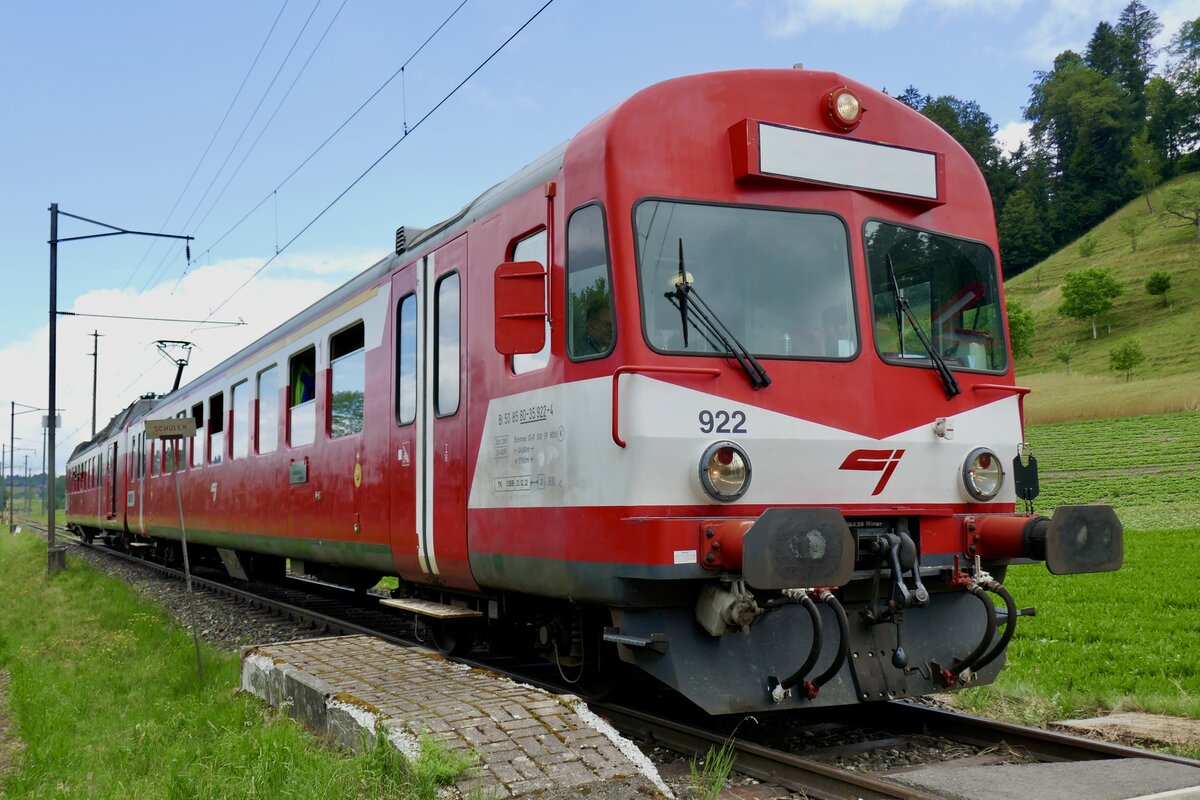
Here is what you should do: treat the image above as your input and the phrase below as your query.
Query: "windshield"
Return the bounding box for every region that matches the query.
[865,221,1008,373]
[635,200,855,359]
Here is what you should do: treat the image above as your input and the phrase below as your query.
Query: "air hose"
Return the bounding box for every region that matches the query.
[776,593,824,693]
[941,583,997,687]
[803,591,850,700]
[972,579,1017,673]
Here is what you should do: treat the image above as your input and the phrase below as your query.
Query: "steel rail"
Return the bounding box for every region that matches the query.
[875,702,1200,767]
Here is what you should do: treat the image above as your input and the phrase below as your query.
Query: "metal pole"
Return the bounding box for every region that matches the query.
[48,202,63,575]
[9,402,14,531]
[24,455,29,512]
[172,438,204,682]
[90,330,100,437]
[41,422,47,514]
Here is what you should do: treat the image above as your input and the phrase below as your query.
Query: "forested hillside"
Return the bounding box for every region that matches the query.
[1003,171,1200,422]
[898,1,1200,277]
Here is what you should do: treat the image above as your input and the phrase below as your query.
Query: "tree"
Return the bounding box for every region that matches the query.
[999,189,1051,273]
[1059,267,1123,338]
[1128,126,1162,211]
[1146,77,1188,173]
[1159,184,1200,241]
[1145,270,1172,305]
[1078,235,1098,258]
[1053,341,1076,372]
[1118,215,1148,251]
[1005,299,1036,359]
[1167,16,1200,152]
[1115,1,1162,117]
[1109,337,1146,381]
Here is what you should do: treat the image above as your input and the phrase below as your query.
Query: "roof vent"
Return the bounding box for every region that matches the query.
[396,225,426,255]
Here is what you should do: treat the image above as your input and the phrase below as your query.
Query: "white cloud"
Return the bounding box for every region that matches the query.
[994,120,1032,155]
[762,0,1023,36]
[0,251,369,476]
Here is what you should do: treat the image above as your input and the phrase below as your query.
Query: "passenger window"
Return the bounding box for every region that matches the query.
[435,273,460,416]
[511,229,549,374]
[209,392,225,464]
[330,322,365,438]
[566,204,615,359]
[257,365,279,454]
[395,294,417,425]
[191,403,204,468]
[231,380,250,459]
[150,444,158,478]
[289,347,316,446]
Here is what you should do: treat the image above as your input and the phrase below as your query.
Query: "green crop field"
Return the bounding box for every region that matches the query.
[1026,411,1200,531]
[957,411,1200,749]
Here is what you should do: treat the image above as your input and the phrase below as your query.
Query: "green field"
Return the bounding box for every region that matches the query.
[957,411,1200,751]
[0,532,469,800]
[1025,411,1200,531]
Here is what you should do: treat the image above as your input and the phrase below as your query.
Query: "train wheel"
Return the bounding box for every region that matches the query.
[430,620,476,657]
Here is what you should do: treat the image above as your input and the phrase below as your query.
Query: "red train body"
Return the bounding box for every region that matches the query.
[68,70,1121,714]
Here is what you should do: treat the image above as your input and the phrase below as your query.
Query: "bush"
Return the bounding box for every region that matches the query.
[1109,338,1146,382]
[1145,270,1172,306]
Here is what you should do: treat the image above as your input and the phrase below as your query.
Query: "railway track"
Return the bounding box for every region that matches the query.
[18,519,1200,800]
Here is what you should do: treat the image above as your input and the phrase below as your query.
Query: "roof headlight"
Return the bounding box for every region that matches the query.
[699,441,751,502]
[825,86,864,131]
[962,447,1004,501]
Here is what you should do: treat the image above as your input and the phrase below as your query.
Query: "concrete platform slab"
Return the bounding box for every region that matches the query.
[240,635,671,798]
[888,757,1200,800]
[1051,713,1200,749]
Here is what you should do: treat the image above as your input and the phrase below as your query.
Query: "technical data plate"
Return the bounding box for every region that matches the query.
[379,597,482,619]
[845,611,907,702]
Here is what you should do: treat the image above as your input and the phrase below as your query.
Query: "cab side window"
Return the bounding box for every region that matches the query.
[566,204,615,359]
[511,229,549,374]
[435,273,461,416]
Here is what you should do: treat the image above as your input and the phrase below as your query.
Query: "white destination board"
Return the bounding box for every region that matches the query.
[758,122,939,200]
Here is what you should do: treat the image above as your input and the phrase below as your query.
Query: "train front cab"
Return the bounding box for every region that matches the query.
[482,70,1124,715]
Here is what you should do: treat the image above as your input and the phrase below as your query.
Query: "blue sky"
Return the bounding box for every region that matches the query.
[1,0,1195,471]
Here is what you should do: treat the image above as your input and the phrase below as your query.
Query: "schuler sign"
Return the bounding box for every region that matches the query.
[144,417,197,439]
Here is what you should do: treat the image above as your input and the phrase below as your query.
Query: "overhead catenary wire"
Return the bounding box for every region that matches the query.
[56,311,245,328]
[170,0,351,292]
[108,0,549,413]
[190,0,558,332]
[122,0,292,292]
[139,0,327,294]
[180,0,472,275]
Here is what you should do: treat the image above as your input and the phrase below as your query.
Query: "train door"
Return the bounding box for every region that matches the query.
[106,441,118,519]
[388,234,476,590]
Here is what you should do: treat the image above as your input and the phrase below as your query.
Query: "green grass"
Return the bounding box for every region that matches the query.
[0,532,472,799]
[1006,172,1200,423]
[959,530,1200,751]
[955,411,1200,754]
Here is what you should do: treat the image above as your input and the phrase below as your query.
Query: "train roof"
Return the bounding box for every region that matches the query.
[69,395,160,462]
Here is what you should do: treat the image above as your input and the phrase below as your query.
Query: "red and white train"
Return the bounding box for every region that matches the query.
[68,69,1122,714]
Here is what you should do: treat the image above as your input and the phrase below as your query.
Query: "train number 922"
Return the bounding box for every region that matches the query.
[698,409,747,434]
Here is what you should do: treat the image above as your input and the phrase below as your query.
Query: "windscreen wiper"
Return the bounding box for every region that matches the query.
[666,239,771,390]
[886,254,960,399]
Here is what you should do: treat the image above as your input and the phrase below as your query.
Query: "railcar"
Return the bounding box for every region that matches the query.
[67,68,1122,714]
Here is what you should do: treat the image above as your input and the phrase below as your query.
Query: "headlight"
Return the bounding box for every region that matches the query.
[962,447,1003,501]
[699,441,751,502]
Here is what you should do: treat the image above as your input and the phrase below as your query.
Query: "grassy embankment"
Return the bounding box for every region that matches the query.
[1007,172,1200,423]
[0,532,471,799]
[957,410,1200,753]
